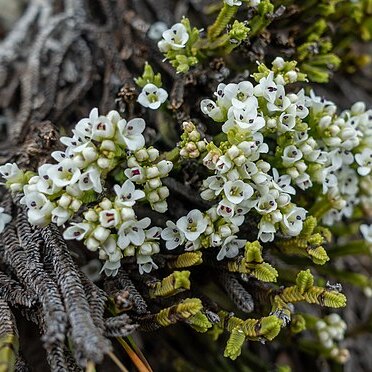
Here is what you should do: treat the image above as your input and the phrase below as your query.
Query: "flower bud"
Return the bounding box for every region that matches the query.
[197,141,206,152]
[274,74,285,85]
[82,147,98,162]
[101,139,116,152]
[86,237,100,251]
[84,210,98,222]
[158,186,169,199]
[127,157,139,168]
[121,207,135,220]
[147,178,162,189]
[157,160,173,176]
[59,194,72,208]
[153,200,167,213]
[93,226,110,242]
[227,145,240,160]
[272,57,285,69]
[73,155,85,168]
[286,71,297,83]
[97,157,110,169]
[234,155,246,166]
[140,243,152,255]
[147,191,160,203]
[219,225,232,237]
[351,101,365,114]
[182,121,195,133]
[70,199,82,212]
[267,118,277,128]
[123,245,135,256]
[287,167,299,179]
[296,161,307,173]
[100,198,112,210]
[148,148,159,161]
[135,148,149,162]
[146,166,160,179]
[151,243,160,254]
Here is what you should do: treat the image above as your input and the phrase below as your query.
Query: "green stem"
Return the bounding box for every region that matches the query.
[208,4,238,40]
[328,240,371,258]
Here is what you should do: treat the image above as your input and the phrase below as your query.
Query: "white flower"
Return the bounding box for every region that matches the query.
[99,209,120,228]
[20,192,55,226]
[224,102,265,133]
[282,145,303,166]
[223,180,254,204]
[0,163,23,182]
[124,166,145,183]
[116,118,146,151]
[322,168,338,194]
[35,164,61,195]
[74,107,98,140]
[296,173,313,191]
[137,255,158,275]
[258,220,276,242]
[158,23,189,52]
[102,236,122,262]
[282,207,307,236]
[224,81,254,109]
[355,148,372,176]
[63,223,91,240]
[217,198,235,218]
[272,168,295,194]
[161,221,186,249]
[0,207,11,233]
[254,73,277,101]
[79,167,102,193]
[176,209,208,241]
[360,224,372,243]
[47,159,81,188]
[215,155,233,174]
[91,115,115,141]
[138,83,168,110]
[200,99,224,122]
[278,111,296,133]
[118,217,151,248]
[114,180,145,207]
[101,260,121,277]
[51,206,72,226]
[255,194,277,214]
[216,235,246,261]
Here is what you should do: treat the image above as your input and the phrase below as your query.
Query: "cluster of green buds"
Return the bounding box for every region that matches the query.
[179,121,206,159]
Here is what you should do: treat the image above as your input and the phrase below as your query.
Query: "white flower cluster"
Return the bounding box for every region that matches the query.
[314,101,372,225]
[161,208,246,261]
[161,59,371,260]
[316,314,349,363]
[202,62,371,230]
[0,108,173,275]
[11,108,146,226]
[199,74,308,245]
[63,179,161,276]
[158,23,189,53]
